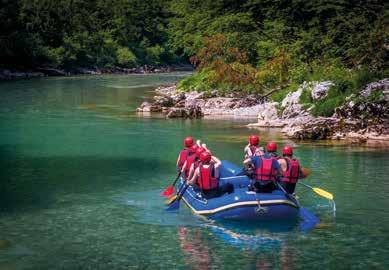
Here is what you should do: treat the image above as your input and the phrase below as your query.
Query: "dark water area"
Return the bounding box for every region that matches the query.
[0,74,388,269]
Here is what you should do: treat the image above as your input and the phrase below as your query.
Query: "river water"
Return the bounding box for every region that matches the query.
[0,74,388,269]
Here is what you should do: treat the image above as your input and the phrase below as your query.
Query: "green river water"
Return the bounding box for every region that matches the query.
[0,74,388,270]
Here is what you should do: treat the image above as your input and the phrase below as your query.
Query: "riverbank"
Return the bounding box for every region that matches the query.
[0,65,193,80]
[136,79,389,144]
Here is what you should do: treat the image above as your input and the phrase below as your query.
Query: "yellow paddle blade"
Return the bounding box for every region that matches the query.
[165,195,177,205]
[312,187,333,200]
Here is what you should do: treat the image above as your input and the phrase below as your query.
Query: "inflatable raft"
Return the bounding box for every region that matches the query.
[179,160,300,221]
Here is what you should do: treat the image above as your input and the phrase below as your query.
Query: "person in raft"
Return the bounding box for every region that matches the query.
[188,151,234,199]
[277,145,305,194]
[266,141,280,159]
[176,136,195,172]
[243,150,282,193]
[181,144,200,180]
[244,135,265,158]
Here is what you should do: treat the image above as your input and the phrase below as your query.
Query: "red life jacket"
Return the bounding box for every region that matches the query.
[183,153,197,178]
[198,164,218,190]
[255,157,277,181]
[282,158,300,183]
[177,149,189,169]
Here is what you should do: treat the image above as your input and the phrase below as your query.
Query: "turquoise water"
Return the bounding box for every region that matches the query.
[0,74,388,269]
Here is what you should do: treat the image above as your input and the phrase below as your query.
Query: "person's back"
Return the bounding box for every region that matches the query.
[244,153,281,193]
[278,145,303,194]
[177,136,194,171]
[189,152,233,199]
[181,145,199,179]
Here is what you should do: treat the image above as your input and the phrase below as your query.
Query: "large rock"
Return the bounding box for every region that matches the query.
[153,95,174,107]
[257,102,279,121]
[360,78,389,100]
[166,106,203,118]
[281,88,302,107]
[311,81,334,100]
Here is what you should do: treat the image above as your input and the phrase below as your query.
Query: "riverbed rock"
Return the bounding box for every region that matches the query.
[153,95,174,107]
[166,105,203,118]
[136,101,162,112]
[258,102,279,120]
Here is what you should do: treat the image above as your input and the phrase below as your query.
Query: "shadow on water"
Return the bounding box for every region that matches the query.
[0,147,172,213]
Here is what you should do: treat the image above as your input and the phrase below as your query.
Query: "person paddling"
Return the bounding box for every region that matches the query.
[177,136,194,171]
[186,146,206,180]
[188,152,233,199]
[244,135,264,158]
[243,152,282,193]
[266,142,280,159]
[278,145,305,194]
[181,144,199,180]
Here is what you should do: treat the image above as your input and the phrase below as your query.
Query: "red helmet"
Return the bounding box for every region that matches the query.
[190,144,198,153]
[199,151,212,163]
[282,145,293,156]
[184,136,194,147]
[249,135,260,146]
[267,142,277,152]
[196,147,205,156]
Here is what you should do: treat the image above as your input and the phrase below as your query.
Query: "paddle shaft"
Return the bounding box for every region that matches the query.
[298,182,314,189]
[171,171,181,187]
[274,181,301,208]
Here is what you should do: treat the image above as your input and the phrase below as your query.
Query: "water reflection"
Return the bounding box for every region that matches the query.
[178,220,298,269]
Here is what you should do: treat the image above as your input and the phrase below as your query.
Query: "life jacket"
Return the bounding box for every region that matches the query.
[254,157,278,181]
[177,149,189,170]
[183,153,197,178]
[281,158,300,184]
[198,164,218,190]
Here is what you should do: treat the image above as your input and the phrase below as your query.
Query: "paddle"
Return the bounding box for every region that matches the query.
[165,183,189,211]
[274,181,319,225]
[298,182,334,200]
[160,172,181,197]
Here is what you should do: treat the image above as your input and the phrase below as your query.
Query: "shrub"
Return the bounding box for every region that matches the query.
[116,47,137,67]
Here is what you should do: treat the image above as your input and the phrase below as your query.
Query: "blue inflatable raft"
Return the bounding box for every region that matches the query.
[178,160,300,221]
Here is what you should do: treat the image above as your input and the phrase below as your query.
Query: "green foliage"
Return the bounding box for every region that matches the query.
[116,47,137,67]
[0,0,178,69]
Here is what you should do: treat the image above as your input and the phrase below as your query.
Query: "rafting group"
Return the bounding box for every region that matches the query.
[162,135,334,223]
[177,135,306,199]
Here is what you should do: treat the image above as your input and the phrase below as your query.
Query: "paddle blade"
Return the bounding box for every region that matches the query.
[165,195,177,205]
[313,187,333,200]
[299,207,320,231]
[165,199,180,211]
[161,185,174,197]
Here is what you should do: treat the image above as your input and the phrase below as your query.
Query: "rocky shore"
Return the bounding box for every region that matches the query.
[0,65,192,80]
[136,79,389,143]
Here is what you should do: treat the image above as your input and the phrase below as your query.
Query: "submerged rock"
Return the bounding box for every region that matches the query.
[0,239,11,250]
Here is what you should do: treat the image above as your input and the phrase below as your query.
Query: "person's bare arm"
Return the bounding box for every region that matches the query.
[188,167,199,185]
[278,158,287,172]
[243,157,252,166]
[181,160,187,174]
[187,163,195,180]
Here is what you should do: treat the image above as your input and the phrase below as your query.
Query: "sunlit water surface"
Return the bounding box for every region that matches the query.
[0,74,388,269]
